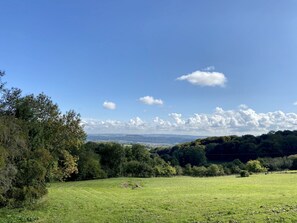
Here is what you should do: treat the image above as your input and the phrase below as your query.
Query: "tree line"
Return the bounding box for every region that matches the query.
[72,142,176,181]
[76,131,297,181]
[152,131,297,176]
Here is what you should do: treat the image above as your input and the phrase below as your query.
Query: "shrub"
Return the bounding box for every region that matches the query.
[207,164,224,176]
[223,166,232,175]
[77,150,107,180]
[258,157,292,171]
[246,160,267,173]
[288,155,297,170]
[240,170,250,177]
[174,165,183,175]
[192,166,207,177]
[184,163,193,176]
[154,163,176,177]
[124,161,154,178]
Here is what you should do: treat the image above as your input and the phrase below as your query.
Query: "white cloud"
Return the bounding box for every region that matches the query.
[176,70,227,87]
[169,113,185,125]
[81,117,147,134]
[103,101,116,110]
[129,117,145,127]
[203,66,215,71]
[82,106,297,135]
[139,96,163,105]
[293,101,297,106]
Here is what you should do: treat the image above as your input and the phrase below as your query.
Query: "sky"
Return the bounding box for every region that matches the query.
[1,0,297,136]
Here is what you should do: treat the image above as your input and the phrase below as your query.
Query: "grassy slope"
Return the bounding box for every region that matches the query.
[1,173,297,223]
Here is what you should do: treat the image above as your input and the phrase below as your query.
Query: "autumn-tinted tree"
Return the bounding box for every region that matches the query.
[0,72,85,206]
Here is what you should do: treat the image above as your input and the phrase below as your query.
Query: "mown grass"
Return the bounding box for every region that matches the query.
[1,173,297,223]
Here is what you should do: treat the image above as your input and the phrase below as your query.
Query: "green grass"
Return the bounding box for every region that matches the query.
[1,173,297,223]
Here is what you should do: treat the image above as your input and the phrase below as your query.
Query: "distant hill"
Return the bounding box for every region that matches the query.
[87,134,203,146]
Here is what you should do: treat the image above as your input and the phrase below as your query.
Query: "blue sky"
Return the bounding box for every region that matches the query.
[1,1,297,135]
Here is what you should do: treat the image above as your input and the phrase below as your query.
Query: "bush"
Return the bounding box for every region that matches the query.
[258,157,292,171]
[240,170,250,177]
[77,150,107,180]
[124,161,154,178]
[192,166,207,177]
[246,160,267,173]
[184,164,193,176]
[288,155,297,170]
[154,163,176,177]
[174,165,183,175]
[207,164,224,176]
[223,166,232,175]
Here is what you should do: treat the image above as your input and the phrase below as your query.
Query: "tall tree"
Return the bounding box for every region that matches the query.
[0,72,86,206]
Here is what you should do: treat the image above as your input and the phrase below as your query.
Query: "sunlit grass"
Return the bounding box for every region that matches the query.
[1,173,297,223]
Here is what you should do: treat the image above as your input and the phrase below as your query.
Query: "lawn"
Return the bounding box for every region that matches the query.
[1,173,297,223]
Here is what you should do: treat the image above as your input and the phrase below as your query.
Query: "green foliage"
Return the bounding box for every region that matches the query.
[0,146,7,169]
[240,170,250,177]
[184,163,193,175]
[222,159,246,174]
[246,160,267,173]
[154,163,176,177]
[154,145,207,167]
[0,164,17,206]
[128,144,151,162]
[174,165,183,175]
[207,164,225,176]
[155,130,297,176]
[76,149,106,180]
[156,130,297,167]
[192,166,207,177]
[288,154,297,170]
[95,143,126,177]
[0,72,86,207]
[123,161,154,177]
[80,142,177,179]
[258,157,292,171]
[185,164,225,177]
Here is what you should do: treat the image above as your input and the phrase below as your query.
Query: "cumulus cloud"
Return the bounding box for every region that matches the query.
[82,105,297,135]
[103,101,116,110]
[169,113,185,125]
[129,117,145,127]
[176,70,227,87]
[139,96,163,105]
[81,117,147,134]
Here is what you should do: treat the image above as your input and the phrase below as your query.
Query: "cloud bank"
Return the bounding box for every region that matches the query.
[177,70,227,87]
[82,105,297,136]
[102,101,116,110]
[139,96,163,105]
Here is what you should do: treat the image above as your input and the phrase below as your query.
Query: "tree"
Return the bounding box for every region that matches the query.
[207,164,224,176]
[76,149,106,180]
[246,160,267,173]
[95,143,126,177]
[0,72,86,206]
[240,170,250,177]
[129,144,150,162]
[192,166,207,177]
[288,155,297,170]
[123,161,154,177]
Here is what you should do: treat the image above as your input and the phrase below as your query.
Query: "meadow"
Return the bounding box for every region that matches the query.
[1,173,297,223]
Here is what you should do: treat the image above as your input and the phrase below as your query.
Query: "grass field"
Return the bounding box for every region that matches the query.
[1,173,297,223]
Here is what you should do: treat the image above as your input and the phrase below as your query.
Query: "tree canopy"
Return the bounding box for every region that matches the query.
[0,71,85,207]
